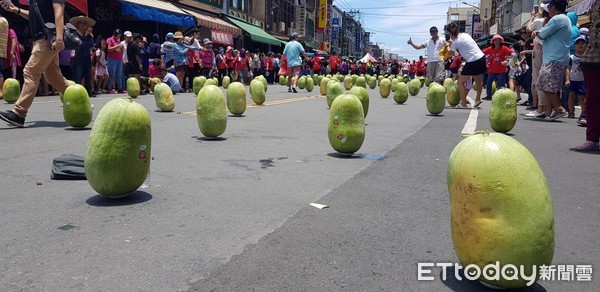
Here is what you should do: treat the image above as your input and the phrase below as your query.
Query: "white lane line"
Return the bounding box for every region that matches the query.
[461,96,478,135]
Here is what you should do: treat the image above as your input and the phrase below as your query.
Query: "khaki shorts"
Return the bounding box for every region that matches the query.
[287,66,301,77]
[426,61,446,82]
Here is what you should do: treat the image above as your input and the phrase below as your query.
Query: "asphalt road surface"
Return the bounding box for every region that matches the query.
[0,81,597,291]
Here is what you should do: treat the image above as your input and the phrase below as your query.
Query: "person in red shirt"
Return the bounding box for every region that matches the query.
[265,52,275,84]
[482,34,514,99]
[329,51,340,74]
[312,55,322,75]
[449,55,463,80]
[235,49,250,85]
[409,60,417,79]
[216,47,228,85]
[225,46,236,80]
[416,56,426,77]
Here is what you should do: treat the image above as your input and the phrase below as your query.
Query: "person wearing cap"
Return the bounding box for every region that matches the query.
[282,32,305,92]
[225,46,235,79]
[121,31,133,86]
[171,31,189,92]
[481,34,514,101]
[407,26,447,83]
[159,66,181,94]
[531,0,571,120]
[127,34,143,85]
[215,47,227,85]
[447,21,486,109]
[0,0,83,126]
[198,38,215,78]
[236,48,250,85]
[574,0,600,151]
[71,15,96,97]
[566,36,588,119]
[161,32,175,68]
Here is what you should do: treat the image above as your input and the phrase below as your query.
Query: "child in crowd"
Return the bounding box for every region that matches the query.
[95,39,108,94]
[566,36,588,121]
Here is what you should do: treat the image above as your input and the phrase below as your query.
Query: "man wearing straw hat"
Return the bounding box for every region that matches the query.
[0,0,73,127]
[71,15,96,97]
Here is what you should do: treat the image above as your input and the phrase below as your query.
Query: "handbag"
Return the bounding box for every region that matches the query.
[33,2,82,50]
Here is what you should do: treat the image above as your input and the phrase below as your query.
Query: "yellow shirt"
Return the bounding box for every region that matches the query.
[0,17,8,59]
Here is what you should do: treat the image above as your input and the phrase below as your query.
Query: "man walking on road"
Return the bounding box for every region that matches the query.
[407,26,446,83]
[282,32,305,93]
[0,0,71,127]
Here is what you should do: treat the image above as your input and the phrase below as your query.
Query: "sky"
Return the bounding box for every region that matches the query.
[335,0,478,60]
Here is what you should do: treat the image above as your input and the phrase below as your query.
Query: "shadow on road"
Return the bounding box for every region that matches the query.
[64,127,91,131]
[86,191,153,207]
[195,136,228,141]
[326,152,362,159]
[440,266,547,292]
[26,121,70,128]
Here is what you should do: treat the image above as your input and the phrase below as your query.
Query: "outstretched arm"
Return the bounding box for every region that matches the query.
[407,38,424,50]
[1,2,29,19]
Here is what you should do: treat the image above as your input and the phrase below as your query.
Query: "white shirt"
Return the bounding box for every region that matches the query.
[121,40,128,63]
[422,38,446,63]
[450,33,485,63]
[529,18,545,45]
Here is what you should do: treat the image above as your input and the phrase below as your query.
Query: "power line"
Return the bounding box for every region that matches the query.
[338,0,462,10]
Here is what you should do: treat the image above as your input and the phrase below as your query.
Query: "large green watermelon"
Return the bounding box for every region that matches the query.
[328,94,365,154]
[2,78,20,103]
[250,79,266,105]
[379,79,391,98]
[226,82,247,115]
[326,80,344,108]
[343,76,353,90]
[153,83,175,112]
[193,76,207,95]
[197,85,227,137]
[489,88,517,133]
[409,78,421,96]
[355,76,367,88]
[305,77,314,92]
[59,80,76,103]
[448,131,554,288]
[447,84,460,107]
[85,97,151,197]
[63,84,93,128]
[426,84,446,115]
[222,76,231,89]
[348,86,369,118]
[393,82,409,104]
[319,77,330,96]
[126,77,140,98]
[297,76,307,89]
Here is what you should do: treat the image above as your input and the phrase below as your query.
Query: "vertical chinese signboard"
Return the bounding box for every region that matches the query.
[318,0,327,31]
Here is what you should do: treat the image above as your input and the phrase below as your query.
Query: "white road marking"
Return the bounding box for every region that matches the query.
[461,96,478,135]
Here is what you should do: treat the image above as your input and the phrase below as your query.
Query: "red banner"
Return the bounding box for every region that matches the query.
[211,30,234,46]
[19,0,88,15]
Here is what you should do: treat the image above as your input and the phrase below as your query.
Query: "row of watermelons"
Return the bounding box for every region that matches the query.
[54,70,547,290]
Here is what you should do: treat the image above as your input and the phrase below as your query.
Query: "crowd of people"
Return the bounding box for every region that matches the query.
[0,0,597,152]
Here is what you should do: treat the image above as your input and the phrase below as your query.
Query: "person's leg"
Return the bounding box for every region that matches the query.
[107,59,117,91]
[473,74,483,102]
[485,73,495,98]
[568,91,576,117]
[115,61,124,91]
[457,74,470,107]
[13,40,67,117]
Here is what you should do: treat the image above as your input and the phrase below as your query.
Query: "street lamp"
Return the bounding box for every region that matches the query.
[462,1,480,13]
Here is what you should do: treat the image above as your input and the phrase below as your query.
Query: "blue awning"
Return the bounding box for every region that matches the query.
[120,0,196,27]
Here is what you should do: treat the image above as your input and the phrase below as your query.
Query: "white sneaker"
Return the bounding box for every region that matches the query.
[524,111,539,117]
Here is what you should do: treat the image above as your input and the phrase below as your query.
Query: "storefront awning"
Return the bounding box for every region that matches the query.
[567,0,596,14]
[181,9,242,36]
[119,0,196,27]
[225,16,283,46]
